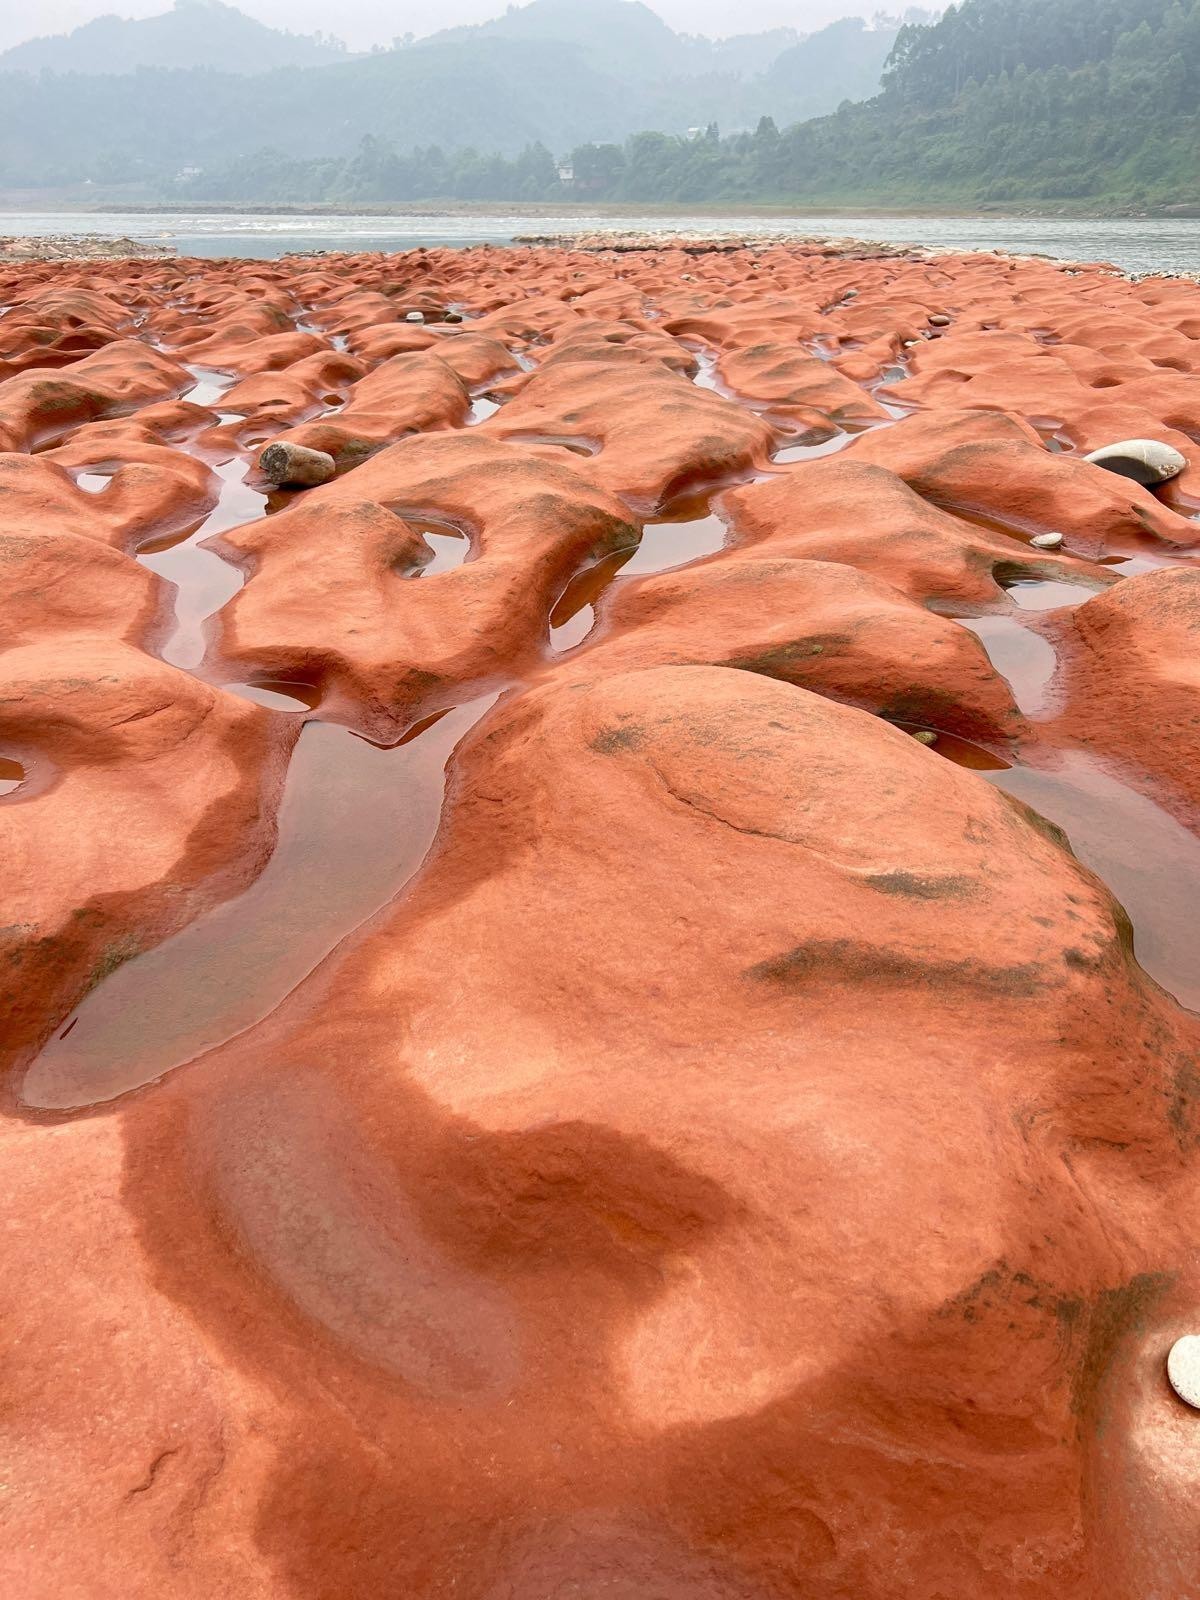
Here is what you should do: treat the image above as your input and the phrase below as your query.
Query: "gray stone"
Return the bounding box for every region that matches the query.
[928,312,951,327]
[1083,438,1187,485]
[1167,1335,1200,1408]
[258,441,336,488]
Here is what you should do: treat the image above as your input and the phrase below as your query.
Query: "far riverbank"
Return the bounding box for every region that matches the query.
[0,208,1196,276]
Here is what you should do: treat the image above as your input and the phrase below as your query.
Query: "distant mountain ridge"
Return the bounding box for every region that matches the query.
[423,0,700,82]
[1,0,1185,209]
[0,0,350,77]
[0,0,929,186]
[420,0,802,83]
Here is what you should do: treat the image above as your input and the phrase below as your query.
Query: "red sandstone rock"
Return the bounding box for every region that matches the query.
[211,431,639,736]
[0,339,189,451]
[1053,566,1200,828]
[845,408,1199,556]
[221,351,366,421]
[97,666,1200,1599]
[556,553,1024,748]
[722,455,1107,609]
[4,239,1200,1599]
[0,638,296,1065]
[484,348,778,511]
[716,342,891,430]
[266,350,472,466]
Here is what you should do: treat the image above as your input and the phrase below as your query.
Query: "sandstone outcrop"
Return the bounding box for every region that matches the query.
[3,237,1200,1599]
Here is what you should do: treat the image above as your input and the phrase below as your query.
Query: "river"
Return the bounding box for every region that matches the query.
[2,208,1198,274]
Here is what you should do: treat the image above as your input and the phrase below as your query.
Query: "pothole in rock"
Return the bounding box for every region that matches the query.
[771,432,854,464]
[549,548,635,652]
[136,456,266,671]
[548,505,731,653]
[690,351,721,391]
[1103,553,1186,576]
[0,755,26,797]
[75,470,115,494]
[890,726,1011,771]
[501,431,600,457]
[985,750,1200,1013]
[182,365,234,408]
[621,510,728,576]
[223,680,322,712]
[550,603,598,653]
[467,395,500,425]
[21,693,499,1112]
[959,614,1059,718]
[390,514,474,576]
[997,573,1109,610]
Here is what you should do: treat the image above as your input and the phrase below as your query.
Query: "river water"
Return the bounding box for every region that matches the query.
[3,208,1199,274]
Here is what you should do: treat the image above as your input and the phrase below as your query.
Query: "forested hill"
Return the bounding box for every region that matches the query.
[883,0,1176,102]
[0,0,350,76]
[179,0,1200,209]
[778,0,1200,205]
[0,0,914,188]
[4,0,1195,207]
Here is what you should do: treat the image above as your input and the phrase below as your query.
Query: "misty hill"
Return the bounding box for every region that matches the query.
[423,0,803,82]
[537,0,1200,209]
[574,0,1200,208]
[759,17,903,120]
[423,0,696,82]
[0,0,349,76]
[767,0,1200,206]
[0,0,918,188]
[680,27,803,78]
[177,0,1200,211]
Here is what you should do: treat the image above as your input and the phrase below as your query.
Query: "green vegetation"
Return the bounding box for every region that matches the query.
[186,0,1200,211]
[2,0,1196,209]
[814,0,1200,204]
[0,1,909,188]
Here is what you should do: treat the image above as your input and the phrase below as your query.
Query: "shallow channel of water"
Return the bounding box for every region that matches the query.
[23,695,498,1111]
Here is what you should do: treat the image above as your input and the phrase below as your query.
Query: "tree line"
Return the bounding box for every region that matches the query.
[34,0,1200,208]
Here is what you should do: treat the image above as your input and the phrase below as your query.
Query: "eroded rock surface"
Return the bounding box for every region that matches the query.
[3,240,1200,1599]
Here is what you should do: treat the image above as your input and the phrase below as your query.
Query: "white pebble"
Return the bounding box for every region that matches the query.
[1167,1335,1200,1407]
[1030,532,1064,549]
[1084,438,1187,485]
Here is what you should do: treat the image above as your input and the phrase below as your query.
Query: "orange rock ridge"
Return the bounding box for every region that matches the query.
[2,238,1200,1598]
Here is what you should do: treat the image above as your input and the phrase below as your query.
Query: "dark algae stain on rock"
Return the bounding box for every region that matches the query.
[745,938,1044,996]
[1071,1273,1175,1430]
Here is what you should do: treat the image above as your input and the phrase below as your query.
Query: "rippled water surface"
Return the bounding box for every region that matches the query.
[4,209,1199,274]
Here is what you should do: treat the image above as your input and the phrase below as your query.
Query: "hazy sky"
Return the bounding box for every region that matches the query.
[1,1,870,54]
